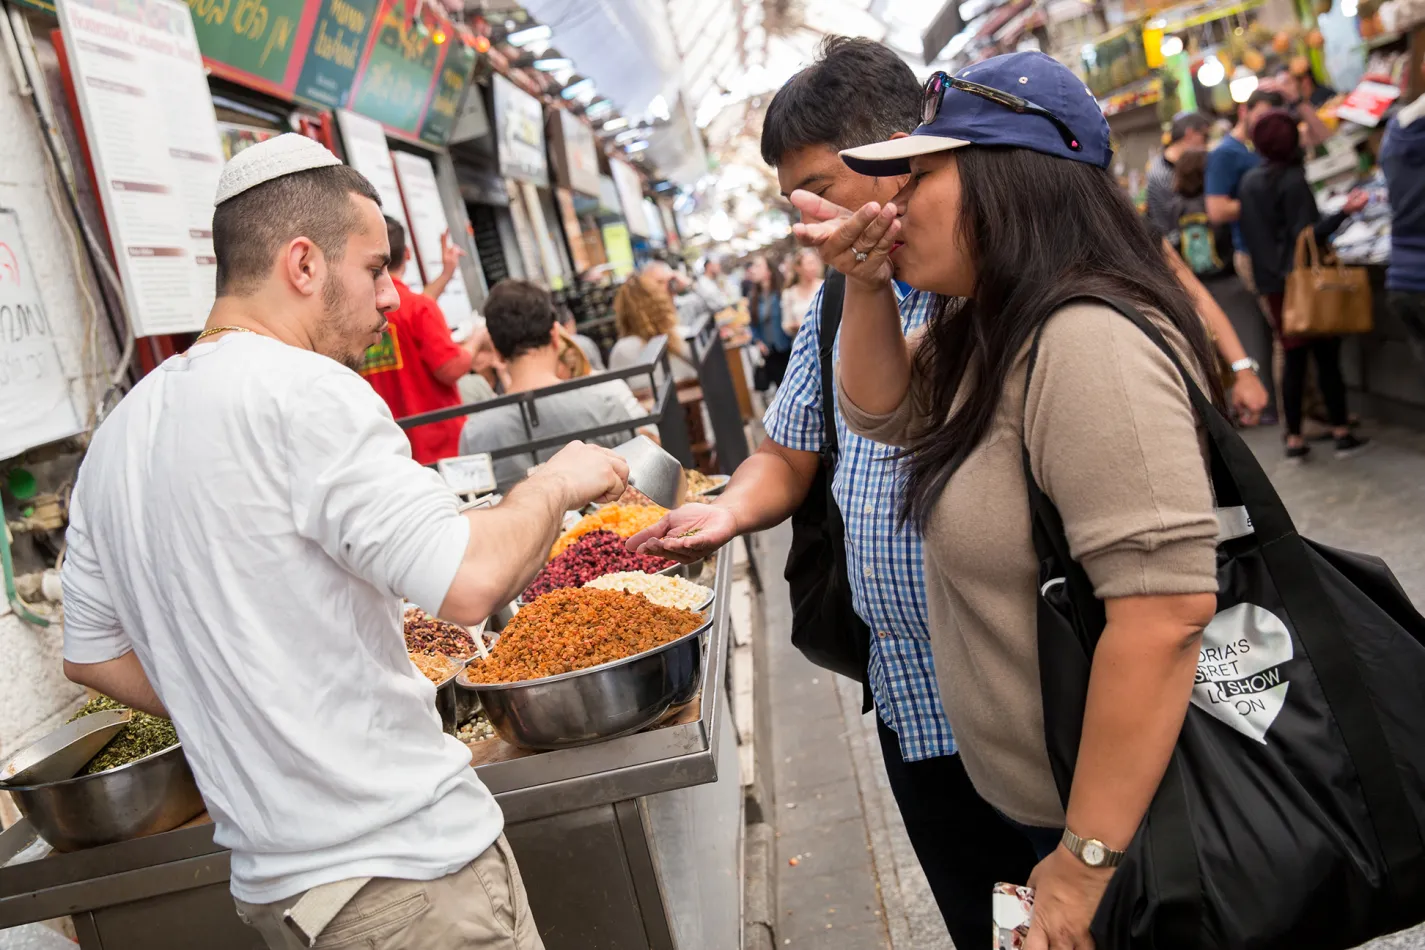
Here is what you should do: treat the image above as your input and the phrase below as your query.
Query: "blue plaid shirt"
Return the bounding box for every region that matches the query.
[763,282,955,762]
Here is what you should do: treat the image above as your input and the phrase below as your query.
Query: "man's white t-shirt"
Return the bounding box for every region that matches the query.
[61,333,501,903]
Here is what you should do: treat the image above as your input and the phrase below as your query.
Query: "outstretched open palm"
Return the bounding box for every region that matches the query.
[625,504,738,563]
[789,190,900,289]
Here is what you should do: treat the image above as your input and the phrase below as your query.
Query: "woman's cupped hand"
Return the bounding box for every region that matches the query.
[789,190,900,291]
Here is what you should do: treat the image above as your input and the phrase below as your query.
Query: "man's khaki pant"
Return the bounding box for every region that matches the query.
[234,835,543,949]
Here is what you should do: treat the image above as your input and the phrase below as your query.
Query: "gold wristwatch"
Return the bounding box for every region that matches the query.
[1061,829,1126,868]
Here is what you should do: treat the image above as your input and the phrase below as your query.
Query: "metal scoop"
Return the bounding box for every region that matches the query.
[613,435,684,509]
[0,709,131,787]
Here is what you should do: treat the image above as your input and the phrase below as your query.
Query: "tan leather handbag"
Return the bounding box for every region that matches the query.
[1281,227,1373,336]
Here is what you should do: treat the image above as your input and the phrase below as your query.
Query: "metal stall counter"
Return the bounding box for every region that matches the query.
[0,550,741,950]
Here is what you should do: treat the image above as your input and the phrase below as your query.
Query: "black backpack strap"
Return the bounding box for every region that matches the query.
[817,270,875,712]
[818,271,846,460]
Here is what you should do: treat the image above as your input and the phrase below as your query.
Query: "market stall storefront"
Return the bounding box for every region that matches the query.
[0,551,740,950]
[1344,266,1425,428]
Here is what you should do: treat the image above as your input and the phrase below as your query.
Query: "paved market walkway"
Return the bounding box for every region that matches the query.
[757,421,1425,950]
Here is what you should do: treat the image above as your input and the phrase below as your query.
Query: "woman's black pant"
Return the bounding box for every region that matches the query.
[1282,337,1348,436]
[1265,292,1349,437]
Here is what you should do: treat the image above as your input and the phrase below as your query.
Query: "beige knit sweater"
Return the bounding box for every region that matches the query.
[838,302,1220,827]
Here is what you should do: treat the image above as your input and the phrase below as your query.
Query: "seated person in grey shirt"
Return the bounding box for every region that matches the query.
[460,280,655,487]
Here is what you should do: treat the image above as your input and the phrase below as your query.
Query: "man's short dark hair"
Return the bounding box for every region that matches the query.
[212,165,381,296]
[760,36,921,167]
[1245,89,1286,111]
[384,215,407,268]
[484,279,556,360]
[1169,112,1212,143]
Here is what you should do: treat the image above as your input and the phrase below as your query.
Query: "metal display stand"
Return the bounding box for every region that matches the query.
[395,316,753,488]
[0,555,740,950]
[397,338,697,481]
[687,317,751,475]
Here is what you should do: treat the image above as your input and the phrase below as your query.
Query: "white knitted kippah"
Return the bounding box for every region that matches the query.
[214,133,343,205]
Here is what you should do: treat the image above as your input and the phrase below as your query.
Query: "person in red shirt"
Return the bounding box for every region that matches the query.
[360,215,472,464]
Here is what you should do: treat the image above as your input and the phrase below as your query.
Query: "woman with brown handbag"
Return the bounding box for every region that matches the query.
[1239,110,1369,459]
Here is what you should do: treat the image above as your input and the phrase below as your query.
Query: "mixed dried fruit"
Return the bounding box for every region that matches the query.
[404,608,480,659]
[683,469,722,496]
[455,712,497,743]
[410,652,459,684]
[523,530,673,601]
[550,504,667,558]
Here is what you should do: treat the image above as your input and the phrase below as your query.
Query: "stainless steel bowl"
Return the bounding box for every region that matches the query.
[455,616,711,750]
[690,473,731,498]
[7,744,205,851]
[450,619,490,731]
[433,665,462,734]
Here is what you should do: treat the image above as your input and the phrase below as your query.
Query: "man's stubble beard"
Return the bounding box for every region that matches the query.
[318,276,367,373]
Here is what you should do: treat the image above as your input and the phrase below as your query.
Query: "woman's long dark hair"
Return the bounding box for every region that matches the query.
[746,254,785,323]
[899,146,1223,532]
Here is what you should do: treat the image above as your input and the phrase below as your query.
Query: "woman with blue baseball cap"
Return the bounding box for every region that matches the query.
[791,51,1223,948]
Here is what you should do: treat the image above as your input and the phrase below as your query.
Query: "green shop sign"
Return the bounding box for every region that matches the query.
[35,0,474,145]
[419,39,475,144]
[292,0,381,108]
[348,0,445,136]
[185,0,306,91]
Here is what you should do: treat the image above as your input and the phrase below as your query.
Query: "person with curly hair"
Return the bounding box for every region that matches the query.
[608,267,699,382]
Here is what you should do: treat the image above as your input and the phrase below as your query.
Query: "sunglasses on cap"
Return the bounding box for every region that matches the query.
[922,71,1084,154]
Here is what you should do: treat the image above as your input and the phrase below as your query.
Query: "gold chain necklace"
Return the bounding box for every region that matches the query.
[195,326,254,342]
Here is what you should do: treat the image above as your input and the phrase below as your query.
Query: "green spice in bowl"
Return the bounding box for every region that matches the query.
[69,696,180,774]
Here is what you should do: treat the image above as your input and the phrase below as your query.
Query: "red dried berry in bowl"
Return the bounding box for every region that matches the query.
[522,530,674,601]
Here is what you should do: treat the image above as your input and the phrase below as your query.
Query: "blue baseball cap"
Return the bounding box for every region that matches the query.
[840,51,1113,175]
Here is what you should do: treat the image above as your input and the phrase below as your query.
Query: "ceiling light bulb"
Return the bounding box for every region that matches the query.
[1197,57,1226,87]
[1160,35,1184,57]
[1229,67,1259,103]
[507,24,552,47]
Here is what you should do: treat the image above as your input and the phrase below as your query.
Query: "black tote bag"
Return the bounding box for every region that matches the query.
[1024,297,1425,950]
[784,271,872,684]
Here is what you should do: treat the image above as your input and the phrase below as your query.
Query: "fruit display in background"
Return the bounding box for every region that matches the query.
[1306,29,1324,48]
[1243,48,1266,72]
[1273,30,1292,54]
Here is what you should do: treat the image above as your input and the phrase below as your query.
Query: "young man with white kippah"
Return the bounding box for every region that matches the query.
[60,134,629,949]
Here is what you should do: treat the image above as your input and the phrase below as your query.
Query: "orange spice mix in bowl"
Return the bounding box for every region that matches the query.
[465,588,703,684]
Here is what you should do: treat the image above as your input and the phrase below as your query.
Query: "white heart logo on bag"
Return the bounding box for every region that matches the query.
[1191,603,1293,744]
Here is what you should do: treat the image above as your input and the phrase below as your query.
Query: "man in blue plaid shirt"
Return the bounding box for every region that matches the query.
[626,36,1035,948]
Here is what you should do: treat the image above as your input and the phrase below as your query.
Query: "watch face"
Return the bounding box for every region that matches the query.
[1082,841,1106,866]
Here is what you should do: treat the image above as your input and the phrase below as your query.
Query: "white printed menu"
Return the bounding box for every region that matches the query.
[336,110,423,293]
[391,151,474,327]
[58,0,223,336]
[0,210,84,458]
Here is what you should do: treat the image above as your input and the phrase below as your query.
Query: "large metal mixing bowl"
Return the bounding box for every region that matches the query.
[455,616,711,750]
[6,743,205,852]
